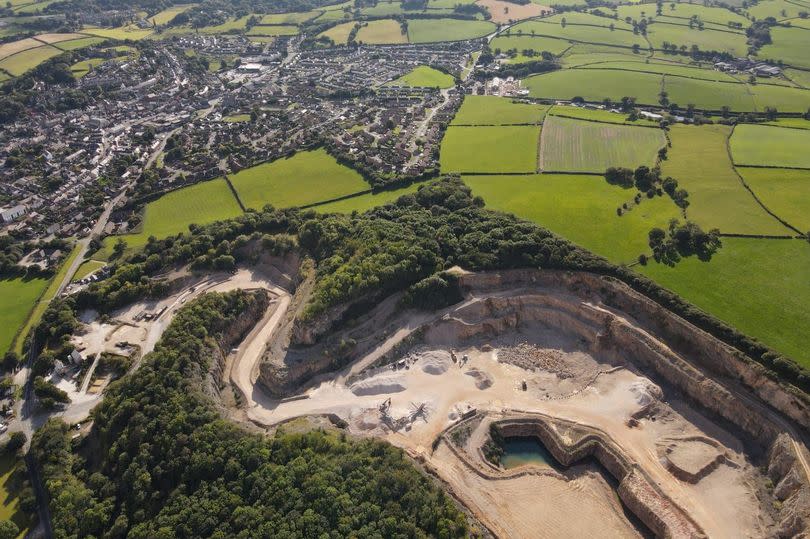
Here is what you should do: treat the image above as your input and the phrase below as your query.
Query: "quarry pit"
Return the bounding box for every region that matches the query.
[240,268,810,538]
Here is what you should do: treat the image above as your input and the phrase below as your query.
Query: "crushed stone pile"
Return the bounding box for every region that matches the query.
[350,374,407,396]
[498,342,574,379]
[420,350,452,375]
[465,368,493,390]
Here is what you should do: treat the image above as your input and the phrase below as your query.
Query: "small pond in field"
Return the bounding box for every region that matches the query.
[501,437,556,469]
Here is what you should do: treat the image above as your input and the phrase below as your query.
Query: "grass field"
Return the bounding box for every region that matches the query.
[0,276,48,354]
[747,0,809,20]
[645,22,748,56]
[465,174,681,263]
[150,5,195,25]
[451,95,548,125]
[356,18,407,44]
[247,25,299,37]
[662,124,789,235]
[70,57,105,77]
[222,113,251,122]
[84,25,154,40]
[261,11,320,24]
[230,148,369,210]
[510,15,646,49]
[763,118,810,129]
[490,35,573,57]
[640,238,810,368]
[0,45,61,76]
[749,83,810,112]
[53,37,107,51]
[0,38,42,60]
[548,104,658,125]
[730,124,810,168]
[99,179,242,258]
[313,182,425,213]
[407,18,495,42]
[197,16,251,34]
[760,26,810,69]
[319,21,355,44]
[579,60,738,82]
[0,453,32,538]
[738,167,810,231]
[663,77,754,111]
[13,244,81,355]
[391,65,454,88]
[524,69,663,105]
[440,126,540,173]
[539,115,665,172]
[72,260,106,282]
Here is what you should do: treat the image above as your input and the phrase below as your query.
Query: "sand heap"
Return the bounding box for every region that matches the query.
[350,374,406,396]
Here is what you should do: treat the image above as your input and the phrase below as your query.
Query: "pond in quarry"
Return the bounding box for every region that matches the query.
[501,437,556,469]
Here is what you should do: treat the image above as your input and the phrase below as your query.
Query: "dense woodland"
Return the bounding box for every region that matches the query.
[33,290,468,538]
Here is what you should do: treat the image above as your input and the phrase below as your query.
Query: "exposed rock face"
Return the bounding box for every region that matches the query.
[482,416,706,538]
[768,434,810,537]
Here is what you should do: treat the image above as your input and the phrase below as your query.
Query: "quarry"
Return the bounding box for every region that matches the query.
[64,262,810,538]
[242,267,810,538]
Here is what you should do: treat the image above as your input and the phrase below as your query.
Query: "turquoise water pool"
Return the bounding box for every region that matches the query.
[501,437,555,469]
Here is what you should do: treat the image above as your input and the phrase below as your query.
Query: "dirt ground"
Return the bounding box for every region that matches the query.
[477,0,549,24]
[246,308,775,538]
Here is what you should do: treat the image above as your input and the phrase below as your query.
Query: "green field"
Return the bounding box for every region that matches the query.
[645,22,748,55]
[0,453,32,538]
[261,11,320,24]
[730,124,810,168]
[0,276,48,354]
[440,126,540,173]
[357,19,407,44]
[525,69,663,105]
[99,179,242,258]
[663,77,754,111]
[319,21,355,44]
[760,27,810,69]
[0,45,61,76]
[150,5,195,25]
[13,244,81,355]
[510,15,646,49]
[83,25,154,40]
[247,25,299,37]
[222,113,251,122]
[539,115,665,172]
[406,18,495,42]
[390,65,454,88]
[548,104,658,125]
[747,0,810,20]
[54,37,107,51]
[738,167,810,231]
[640,238,810,368]
[229,148,369,210]
[490,35,573,57]
[465,174,681,263]
[579,60,738,82]
[70,57,106,77]
[72,260,106,282]
[451,95,548,125]
[662,125,789,235]
[313,182,425,213]
[748,83,810,112]
[614,2,750,26]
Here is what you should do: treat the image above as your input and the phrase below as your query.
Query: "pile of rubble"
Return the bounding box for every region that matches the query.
[498,343,573,379]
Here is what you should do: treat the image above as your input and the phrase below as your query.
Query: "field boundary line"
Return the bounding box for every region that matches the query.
[450,122,541,126]
[650,19,747,37]
[222,174,247,212]
[445,171,539,176]
[547,112,661,128]
[718,233,801,239]
[297,188,374,210]
[725,125,804,236]
[576,65,737,84]
[732,163,810,171]
[504,32,641,51]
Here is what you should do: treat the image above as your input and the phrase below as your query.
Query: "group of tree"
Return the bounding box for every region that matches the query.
[604,165,690,210]
[647,219,722,266]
